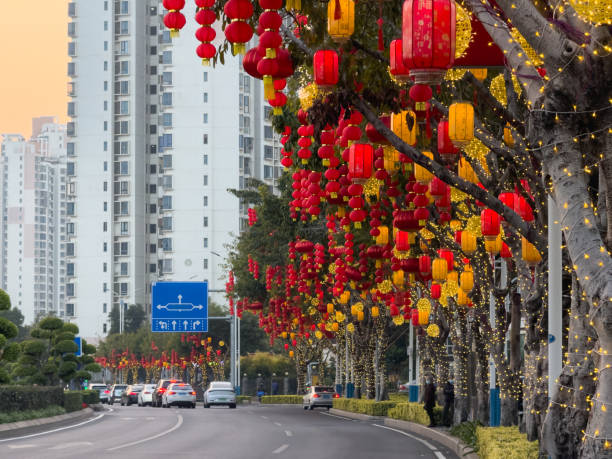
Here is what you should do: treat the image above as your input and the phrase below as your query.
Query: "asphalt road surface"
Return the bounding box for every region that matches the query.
[0,404,458,459]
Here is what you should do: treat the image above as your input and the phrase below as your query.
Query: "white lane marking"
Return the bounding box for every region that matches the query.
[261,415,269,419]
[120,417,136,420]
[8,444,36,449]
[319,412,352,421]
[145,417,155,421]
[0,413,105,443]
[274,422,282,427]
[285,430,293,437]
[107,414,183,451]
[49,441,93,450]
[372,424,445,458]
[273,444,289,454]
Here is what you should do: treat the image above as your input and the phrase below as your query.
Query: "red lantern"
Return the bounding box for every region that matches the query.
[481,209,501,241]
[515,196,534,222]
[348,144,374,184]
[365,116,391,144]
[224,0,254,55]
[431,283,441,299]
[163,0,186,38]
[269,91,287,115]
[418,255,431,277]
[314,50,339,89]
[195,2,217,65]
[395,230,411,251]
[409,84,432,112]
[437,119,459,162]
[438,249,454,271]
[402,0,456,84]
[390,39,411,82]
[500,242,512,258]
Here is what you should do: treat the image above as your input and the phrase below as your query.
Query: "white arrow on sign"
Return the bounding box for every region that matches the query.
[183,320,188,330]
[172,320,177,330]
[193,321,201,330]
[160,321,167,330]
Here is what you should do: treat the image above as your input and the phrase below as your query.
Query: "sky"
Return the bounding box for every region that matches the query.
[0,1,68,139]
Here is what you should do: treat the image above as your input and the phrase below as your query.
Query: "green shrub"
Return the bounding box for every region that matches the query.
[80,390,100,405]
[476,426,539,459]
[333,398,397,416]
[260,395,303,404]
[237,395,252,404]
[63,391,83,412]
[450,421,481,451]
[387,402,442,425]
[0,405,65,424]
[0,386,63,412]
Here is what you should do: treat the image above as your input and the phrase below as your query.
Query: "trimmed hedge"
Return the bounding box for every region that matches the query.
[237,395,252,404]
[387,402,442,426]
[80,389,100,405]
[260,395,303,404]
[476,426,539,459]
[0,406,65,424]
[333,398,397,416]
[63,391,83,412]
[0,386,63,412]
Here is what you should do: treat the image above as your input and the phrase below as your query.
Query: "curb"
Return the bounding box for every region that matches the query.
[329,408,384,422]
[384,418,479,459]
[0,407,97,433]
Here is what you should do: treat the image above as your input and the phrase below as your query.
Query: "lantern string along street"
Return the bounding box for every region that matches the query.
[162,0,612,456]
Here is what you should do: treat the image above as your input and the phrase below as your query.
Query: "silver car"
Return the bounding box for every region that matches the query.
[203,383,236,409]
[138,384,157,406]
[303,386,338,410]
[162,383,196,408]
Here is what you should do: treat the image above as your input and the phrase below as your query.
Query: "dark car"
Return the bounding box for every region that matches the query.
[120,384,143,406]
[108,384,128,404]
[152,379,185,407]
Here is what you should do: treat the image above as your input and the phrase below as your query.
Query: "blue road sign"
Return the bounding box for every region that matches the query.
[74,336,82,357]
[151,282,208,333]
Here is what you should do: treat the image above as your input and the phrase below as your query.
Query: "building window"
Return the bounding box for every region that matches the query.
[264,145,274,160]
[203,92,208,103]
[161,259,173,274]
[203,216,208,227]
[161,238,172,251]
[66,202,75,216]
[103,323,107,333]
[103,263,107,272]
[264,165,273,179]
[161,216,173,231]
[103,303,107,313]
[120,262,128,276]
[203,196,208,207]
[66,303,75,316]
[66,284,75,297]
[162,93,172,106]
[67,222,75,235]
[162,175,172,188]
[203,154,208,165]
[203,113,208,124]
[203,134,208,144]
[161,196,172,210]
[120,0,129,14]
[103,221,108,232]
[203,238,208,248]
[203,259,209,270]
[162,71,172,85]
[203,175,208,186]
[264,126,274,140]
[120,283,128,296]
[120,221,129,235]
[67,142,75,156]
[67,162,75,176]
[162,113,172,127]
[66,263,74,276]
[162,51,172,64]
[163,154,172,169]
[160,134,173,149]
[203,72,208,82]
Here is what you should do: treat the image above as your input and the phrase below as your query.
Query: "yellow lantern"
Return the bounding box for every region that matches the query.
[449,102,474,147]
[485,234,503,255]
[391,111,418,146]
[286,0,301,10]
[376,226,389,245]
[456,288,469,306]
[289,350,295,358]
[339,291,350,304]
[461,231,477,254]
[503,123,515,147]
[332,322,339,332]
[458,156,478,183]
[383,145,399,172]
[392,270,405,287]
[469,68,487,82]
[432,257,448,281]
[290,332,295,340]
[335,310,345,322]
[447,270,458,283]
[418,309,429,325]
[371,306,379,318]
[459,270,474,292]
[426,324,440,338]
[281,331,288,339]
[315,330,323,339]
[327,303,334,314]
[357,311,364,321]
[522,237,542,266]
[350,304,358,316]
[414,151,434,185]
[327,0,355,43]
[347,323,355,333]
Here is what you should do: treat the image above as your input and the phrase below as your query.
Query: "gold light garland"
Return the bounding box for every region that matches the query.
[509,28,544,67]
[569,0,612,25]
[298,83,320,111]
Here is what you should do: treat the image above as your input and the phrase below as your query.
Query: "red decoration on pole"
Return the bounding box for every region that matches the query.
[163,0,187,38]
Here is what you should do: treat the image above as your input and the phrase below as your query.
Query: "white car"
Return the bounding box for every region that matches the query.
[203,383,236,409]
[161,383,196,408]
[138,384,157,406]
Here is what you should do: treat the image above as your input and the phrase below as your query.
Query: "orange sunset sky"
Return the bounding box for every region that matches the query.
[0,1,69,139]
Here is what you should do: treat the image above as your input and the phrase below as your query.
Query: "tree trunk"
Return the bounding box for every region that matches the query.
[474,326,490,425]
[453,309,470,424]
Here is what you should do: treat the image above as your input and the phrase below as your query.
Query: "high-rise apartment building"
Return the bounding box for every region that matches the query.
[67,1,281,341]
[0,119,67,324]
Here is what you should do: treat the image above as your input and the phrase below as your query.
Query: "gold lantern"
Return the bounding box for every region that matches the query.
[469,68,487,82]
[456,288,469,306]
[289,350,295,358]
[449,102,475,147]
[339,291,350,304]
[459,269,474,292]
[521,237,542,266]
[418,309,429,325]
[432,257,448,281]
[327,303,334,314]
[383,145,400,172]
[391,111,418,146]
[461,231,477,254]
[376,226,389,245]
[447,270,458,284]
[286,0,301,10]
[503,123,514,147]
[485,234,503,255]
[414,151,434,185]
[335,310,345,322]
[371,306,380,317]
[332,322,339,332]
[327,0,355,43]
[458,156,478,183]
[357,310,364,321]
[392,270,405,287]
[281,331,288,339]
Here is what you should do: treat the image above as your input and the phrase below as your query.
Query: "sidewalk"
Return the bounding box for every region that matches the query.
[0,406,102,439]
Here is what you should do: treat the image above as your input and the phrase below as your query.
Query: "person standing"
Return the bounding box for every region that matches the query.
[423,376,437,427]
[442,379,455,427]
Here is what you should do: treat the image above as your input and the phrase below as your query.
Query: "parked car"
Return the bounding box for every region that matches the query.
[138,384,157,406]
[397,382,410,394]
[120,384,143,406]
[152,379,185,407]
[303,386,338,410]
[90,384,110,404]
[108,384,128,405]
[203,383,236,409]
[162,383,196,408]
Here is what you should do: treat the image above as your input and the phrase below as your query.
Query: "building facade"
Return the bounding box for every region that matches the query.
[0,119,67,325]
[67,0,280,341]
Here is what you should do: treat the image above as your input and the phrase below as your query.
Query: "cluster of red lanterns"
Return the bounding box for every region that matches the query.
[223,0,254,55]
[247,208,257,226]
[195,0,217,65]
[163,0,187,38]
[247,254,260,279]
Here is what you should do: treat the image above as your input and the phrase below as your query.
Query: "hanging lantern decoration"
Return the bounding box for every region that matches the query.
[431,283,441,299]
[375,225,389,245]
[432,257,448,281]
[414,151,434,185]
[395,230,411,252]
[195,1,218,65]
[485,234,502,255]
[481,208,501,241]
[328,0,355,43]
[348,143,374,184]
[457,156,477,183]
[314,50,339,89]
[391,111,418,147]
[269,79,287,115]
[409,84,433,113]
[402,0,456,84]
[257,0,283,100]
[503,123,515,147]
[392,270,405,287]
[163,0,187,38]
[448,102,474,147]
[437,119,460,163]
[419,309,429,325]
[461,230,477,254]
[500,242,512,258]
[286,0,301,10]
[521,237,541,266]
[456,287,468,306]
[418,255,432,278]
[459,266,474,292]
[223,0,254,55]
[389,39,411,82]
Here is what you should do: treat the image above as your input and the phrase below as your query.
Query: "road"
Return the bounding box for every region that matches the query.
[0,404,458,459]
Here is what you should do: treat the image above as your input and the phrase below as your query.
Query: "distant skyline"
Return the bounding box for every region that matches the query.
[0,1,68,138]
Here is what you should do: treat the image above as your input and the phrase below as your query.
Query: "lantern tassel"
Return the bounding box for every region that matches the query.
[334,0,342,19]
